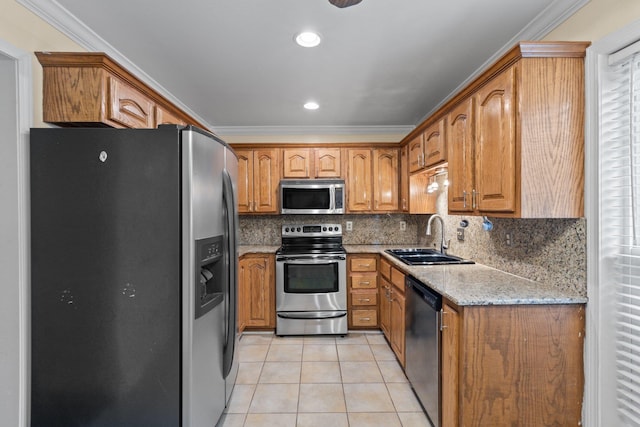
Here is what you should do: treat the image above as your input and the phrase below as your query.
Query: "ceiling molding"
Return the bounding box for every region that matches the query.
[416,0,591,124]
[213,125,414,136]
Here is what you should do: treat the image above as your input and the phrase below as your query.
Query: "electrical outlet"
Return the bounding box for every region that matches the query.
[400,221,407,231]
[457,227,465,241]
[505,231,513,246]
[346,221,353,231]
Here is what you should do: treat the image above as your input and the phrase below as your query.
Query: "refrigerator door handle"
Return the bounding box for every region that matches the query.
[222,169,237,379]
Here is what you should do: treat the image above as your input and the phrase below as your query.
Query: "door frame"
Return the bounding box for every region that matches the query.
[0,38,32,427]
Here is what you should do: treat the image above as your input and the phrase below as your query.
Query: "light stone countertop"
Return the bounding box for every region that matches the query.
[239,244,588,306]
[238,245,280,257]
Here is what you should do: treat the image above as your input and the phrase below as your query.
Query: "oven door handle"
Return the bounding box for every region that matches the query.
[276,256,346,263]
[277,311,347,320]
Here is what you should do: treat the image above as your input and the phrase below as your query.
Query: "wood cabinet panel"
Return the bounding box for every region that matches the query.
[350,272,377,289]
[107,76,154,128]
[239,254,275,329]
[408,134,425,173]
[389,290,406,367]
[447,98,475,212]
[423,119,446,167]
[409,170,437,214]
[347,149,372,211]
[439,301,585,427]
[379,277,391,340]
[441,302,460,427]
[155,105,187,126]
[400,145,409,212]
[474,67,517,213]
[373,149,399,211]
[348,254,379,329]
[237,149,279,214]
[282,148,311,178]
[315,148,341,178]
[351,309,378,327]
[349,256,377,272]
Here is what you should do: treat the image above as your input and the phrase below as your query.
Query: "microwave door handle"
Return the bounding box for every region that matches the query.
[330,186,335,211]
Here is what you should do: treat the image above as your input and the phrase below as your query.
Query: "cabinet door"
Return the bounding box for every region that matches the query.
[379,277,391,340]
[155,105,186,127]
[447,98,475,212]
[347,149,372,211]
[373,149,399,211]
[408,134,425,172]
[107,76,155,128]
[253,149,279,213]
[441,303,460,427]
[474,67,517,213]
[282,148,311,178]
[424,119,446,167]
[390,290,406,367]
[315,148,342,178]
[236,150,254,213]
[400,145,409,212]
[239,255,274,328]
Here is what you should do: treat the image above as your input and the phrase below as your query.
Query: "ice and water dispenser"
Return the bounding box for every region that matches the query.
[195,235,225,319]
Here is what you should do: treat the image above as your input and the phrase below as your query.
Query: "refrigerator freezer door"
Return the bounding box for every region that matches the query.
[181,128,227,427]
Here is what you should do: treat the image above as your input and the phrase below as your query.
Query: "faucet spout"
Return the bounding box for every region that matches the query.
[426,214,448,254]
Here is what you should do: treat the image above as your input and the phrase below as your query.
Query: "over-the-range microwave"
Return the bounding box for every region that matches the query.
[280,179,345,214]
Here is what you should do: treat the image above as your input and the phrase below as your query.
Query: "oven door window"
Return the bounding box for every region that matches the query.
[284,262,339,294]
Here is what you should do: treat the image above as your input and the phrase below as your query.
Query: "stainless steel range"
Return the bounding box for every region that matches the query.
[275,224,347,336]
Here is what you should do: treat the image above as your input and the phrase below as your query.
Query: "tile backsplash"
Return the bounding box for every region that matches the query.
[239,183,587,296]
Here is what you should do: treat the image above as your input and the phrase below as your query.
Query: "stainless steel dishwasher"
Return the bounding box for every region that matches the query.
[405,275,442,427]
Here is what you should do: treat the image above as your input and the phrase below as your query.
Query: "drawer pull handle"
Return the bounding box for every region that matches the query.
[359,281,370,285]
[358,264,371,268]
[359,298,371,302]
[360,317,371,321]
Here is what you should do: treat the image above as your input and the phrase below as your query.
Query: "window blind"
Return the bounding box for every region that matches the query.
[603,46,640,426]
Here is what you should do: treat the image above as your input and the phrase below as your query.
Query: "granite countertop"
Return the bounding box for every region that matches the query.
[238,245,280,256]
[344,245,587,306]
[238,244,588,306]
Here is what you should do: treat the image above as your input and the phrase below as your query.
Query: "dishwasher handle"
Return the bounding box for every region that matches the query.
[406,276,442,311]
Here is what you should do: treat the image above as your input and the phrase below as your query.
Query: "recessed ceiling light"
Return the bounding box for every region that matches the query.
[304,101,320,110]
[295,31,321,48]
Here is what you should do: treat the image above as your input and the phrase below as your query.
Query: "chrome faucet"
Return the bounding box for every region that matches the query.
[426,214,448,254]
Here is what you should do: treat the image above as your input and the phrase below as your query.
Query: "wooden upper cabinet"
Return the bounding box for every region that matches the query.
[400,145,409,212]
[36,52,205,129]
[423,118,447,167]
[474,67,517,213]
[346,148,399,213]
[447,98,475,212]
[315,148,341,178]
[282,147,341,179]
[237,148,279,214]
[408,134,425,173]
[108,76,154,128]
[406,41,589,218]
[373,149,399,211]
[346,149,372,212]
[282,148,311,178]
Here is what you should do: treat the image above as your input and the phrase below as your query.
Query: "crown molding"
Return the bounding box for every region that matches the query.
[212,125,414,136]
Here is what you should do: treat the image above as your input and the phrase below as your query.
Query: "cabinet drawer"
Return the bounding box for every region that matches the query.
[351,309,377,327]
[350,256,377,272]
[391,268,405,293]
[350,272,378,289]
[351,290,377,306]
[379,257,391,281]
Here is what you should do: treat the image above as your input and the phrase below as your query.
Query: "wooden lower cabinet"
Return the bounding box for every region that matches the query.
[441,301,585,427]
[238,254,275,331]
[348,254,379,329]
[378,257,405,367]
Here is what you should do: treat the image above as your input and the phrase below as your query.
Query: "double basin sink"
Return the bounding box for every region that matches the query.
[385,248,474,266]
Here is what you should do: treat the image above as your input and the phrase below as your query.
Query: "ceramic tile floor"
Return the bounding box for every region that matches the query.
[216,332,432,427]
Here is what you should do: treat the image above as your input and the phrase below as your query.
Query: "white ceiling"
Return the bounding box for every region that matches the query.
[24,0,587,138]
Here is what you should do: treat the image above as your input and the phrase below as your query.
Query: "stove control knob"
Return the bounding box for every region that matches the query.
[335,225,340,232]
[285,227,289,232]
[329,227,333,231]
[297,227,301,232]
[323,227,327,231]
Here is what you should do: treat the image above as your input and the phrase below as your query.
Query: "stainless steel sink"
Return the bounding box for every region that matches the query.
[385,248,474,266]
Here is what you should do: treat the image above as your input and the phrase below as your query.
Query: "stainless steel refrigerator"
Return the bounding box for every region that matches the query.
[29,125,239,427]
